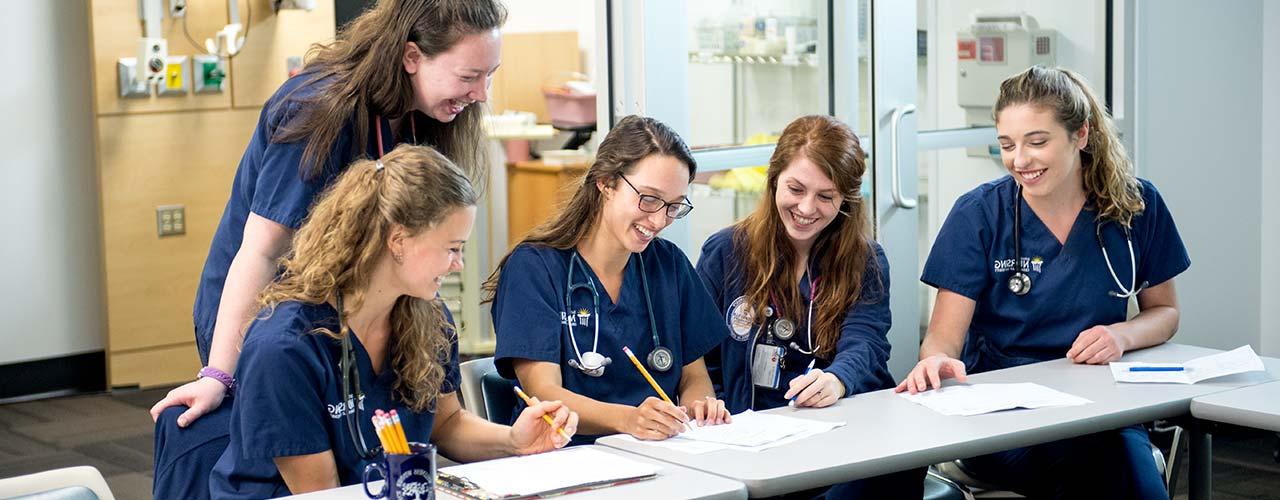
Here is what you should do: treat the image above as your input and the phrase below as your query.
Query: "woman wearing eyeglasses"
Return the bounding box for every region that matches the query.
[209,145,577,498]
[485,116,732,445]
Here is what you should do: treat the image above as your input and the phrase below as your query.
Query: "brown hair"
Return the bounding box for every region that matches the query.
[733,115,876,359]
[256,144,477,412]
[276,0,507,189]
[995,65,1144,227]
[482,115,696,300]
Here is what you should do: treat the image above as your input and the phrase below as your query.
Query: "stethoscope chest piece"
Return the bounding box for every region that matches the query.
[647,346,674,372]
[570,351,611,377]
[1008,272,1032,296]
[771,317,796,341]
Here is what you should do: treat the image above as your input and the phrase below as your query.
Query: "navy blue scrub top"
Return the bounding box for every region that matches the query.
[209,301,460,498]
[696,227,895,414]
[193,73,427,363]
[491,238,730,444]
[921,176,1190,372]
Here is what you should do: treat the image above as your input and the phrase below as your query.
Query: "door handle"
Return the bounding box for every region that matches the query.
[889,104,918,209]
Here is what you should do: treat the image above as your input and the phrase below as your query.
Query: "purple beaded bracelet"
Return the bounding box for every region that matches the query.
[198,366,236,395]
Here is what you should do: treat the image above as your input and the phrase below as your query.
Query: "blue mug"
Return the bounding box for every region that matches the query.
[363,442,436,500]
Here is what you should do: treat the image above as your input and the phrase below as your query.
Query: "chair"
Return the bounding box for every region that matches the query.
[480,369,519,426]
[0,466,115,500]
[459,357,497,420]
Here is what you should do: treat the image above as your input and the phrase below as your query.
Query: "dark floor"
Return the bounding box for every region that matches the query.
[0,388,1276,500]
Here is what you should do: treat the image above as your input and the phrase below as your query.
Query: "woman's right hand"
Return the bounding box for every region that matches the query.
[894,354,968,394]
[624,397,691,440]
[149,376,228,427]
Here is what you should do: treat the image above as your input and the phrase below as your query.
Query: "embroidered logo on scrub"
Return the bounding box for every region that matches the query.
[327,394,366,419]
[993,256,1044,274]
[726,295,755,342]
[559,308,591,327]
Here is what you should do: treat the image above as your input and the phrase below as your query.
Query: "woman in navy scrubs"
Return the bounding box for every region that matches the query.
[152,0,507,428]
[898,66,1189,499]
[486,116,732,444]
[697,115,922,498]
[209,145,577,498]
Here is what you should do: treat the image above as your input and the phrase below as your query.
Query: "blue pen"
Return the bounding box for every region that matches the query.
[1129,366,1184,372]
[789,359,819,406]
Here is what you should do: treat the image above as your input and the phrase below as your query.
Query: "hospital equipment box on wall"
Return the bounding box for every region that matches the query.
[956,12,1057,130]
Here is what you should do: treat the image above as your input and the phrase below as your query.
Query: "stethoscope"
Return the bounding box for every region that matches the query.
[766,269,822,356]
[337,293,381,460]
[1007,185,1147,298]
[564,251,673,377]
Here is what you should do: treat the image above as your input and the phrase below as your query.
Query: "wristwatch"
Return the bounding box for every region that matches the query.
[197,366,236,395]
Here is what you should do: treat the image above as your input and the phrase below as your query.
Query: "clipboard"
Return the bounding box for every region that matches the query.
[432,447,659,499]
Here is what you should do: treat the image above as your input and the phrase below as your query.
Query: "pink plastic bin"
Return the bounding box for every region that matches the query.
[543,87,597,126]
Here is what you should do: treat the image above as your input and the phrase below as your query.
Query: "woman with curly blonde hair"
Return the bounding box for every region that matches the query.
[208,144,577,497]
[899,66,1189,498]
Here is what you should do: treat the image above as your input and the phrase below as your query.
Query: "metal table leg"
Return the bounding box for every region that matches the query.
[1189,419,1213,500]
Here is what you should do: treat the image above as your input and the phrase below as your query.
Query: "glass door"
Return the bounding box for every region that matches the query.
[602,0,922,377]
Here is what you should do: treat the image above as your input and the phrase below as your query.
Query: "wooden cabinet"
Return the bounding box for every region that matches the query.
[506,160,589,246]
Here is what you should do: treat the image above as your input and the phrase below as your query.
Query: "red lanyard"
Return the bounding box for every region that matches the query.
[374,115,418,158]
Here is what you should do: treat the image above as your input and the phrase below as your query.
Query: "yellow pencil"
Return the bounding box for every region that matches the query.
[622,346,692,431]
[372,415,393,453]
[512,386,572,441]
[389,410,411,454]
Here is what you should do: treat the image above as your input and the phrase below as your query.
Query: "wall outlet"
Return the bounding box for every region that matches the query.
[156,205,185,237]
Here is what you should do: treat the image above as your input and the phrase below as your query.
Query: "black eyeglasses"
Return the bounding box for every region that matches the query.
[618,175,694,219]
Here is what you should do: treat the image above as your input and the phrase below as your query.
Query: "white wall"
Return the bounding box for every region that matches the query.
[1135,0,1263,351]
[1262,0,1279,357]
[0,2,104,364]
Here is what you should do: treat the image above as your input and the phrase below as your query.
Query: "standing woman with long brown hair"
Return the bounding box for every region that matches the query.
[486,116,732,445]
[696,115,923,497]
[898,66,1188,498]
[152,0,507,427]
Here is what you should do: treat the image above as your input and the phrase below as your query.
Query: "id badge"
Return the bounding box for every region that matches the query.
[752,344,785,389]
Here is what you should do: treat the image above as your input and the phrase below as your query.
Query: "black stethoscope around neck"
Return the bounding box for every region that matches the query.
[1007,184,1147,298]
[336,293,381,460]
[564,251,673,377]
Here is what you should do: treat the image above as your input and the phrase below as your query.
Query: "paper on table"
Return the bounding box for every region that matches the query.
[438,447,658,497]
[1110,345,1266,384]
[897,383,1092,416]
[611,410,845,454]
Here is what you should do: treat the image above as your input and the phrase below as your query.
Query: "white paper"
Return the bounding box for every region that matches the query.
[438,447,658,497]
[610,410,845,454]
[897,383,1092,416]
[1110,345,1266,384]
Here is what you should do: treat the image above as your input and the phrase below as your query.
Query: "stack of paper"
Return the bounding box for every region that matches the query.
[613,410,845,454]
[437,447,658,498]
[1110,345,1266,384]
[897,383,1092,416]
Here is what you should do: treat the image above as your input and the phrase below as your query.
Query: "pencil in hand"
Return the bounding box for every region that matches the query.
[512,386,572,441]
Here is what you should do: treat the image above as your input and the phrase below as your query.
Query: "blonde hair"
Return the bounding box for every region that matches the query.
[256,144,477,412]
[995,65,1144,227]
[482,115,695,300]
[734,115,876,359]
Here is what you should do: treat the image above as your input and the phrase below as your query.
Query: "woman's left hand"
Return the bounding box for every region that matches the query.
[1067,325,1127,364]
[784,369,845,408]
[682,396,732,427]
[509,399,578,455]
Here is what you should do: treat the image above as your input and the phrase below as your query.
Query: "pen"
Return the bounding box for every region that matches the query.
[1129,366,1184,372]
[789,358,818,407]
[512,385,573,441]
[622,346,694,432]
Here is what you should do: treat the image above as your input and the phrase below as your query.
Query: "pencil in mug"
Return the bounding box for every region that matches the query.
[621,346,694,432]
[389,410,411,454]
[371,413,395,454]
[511,386,572,441]
[375,410,409,454]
